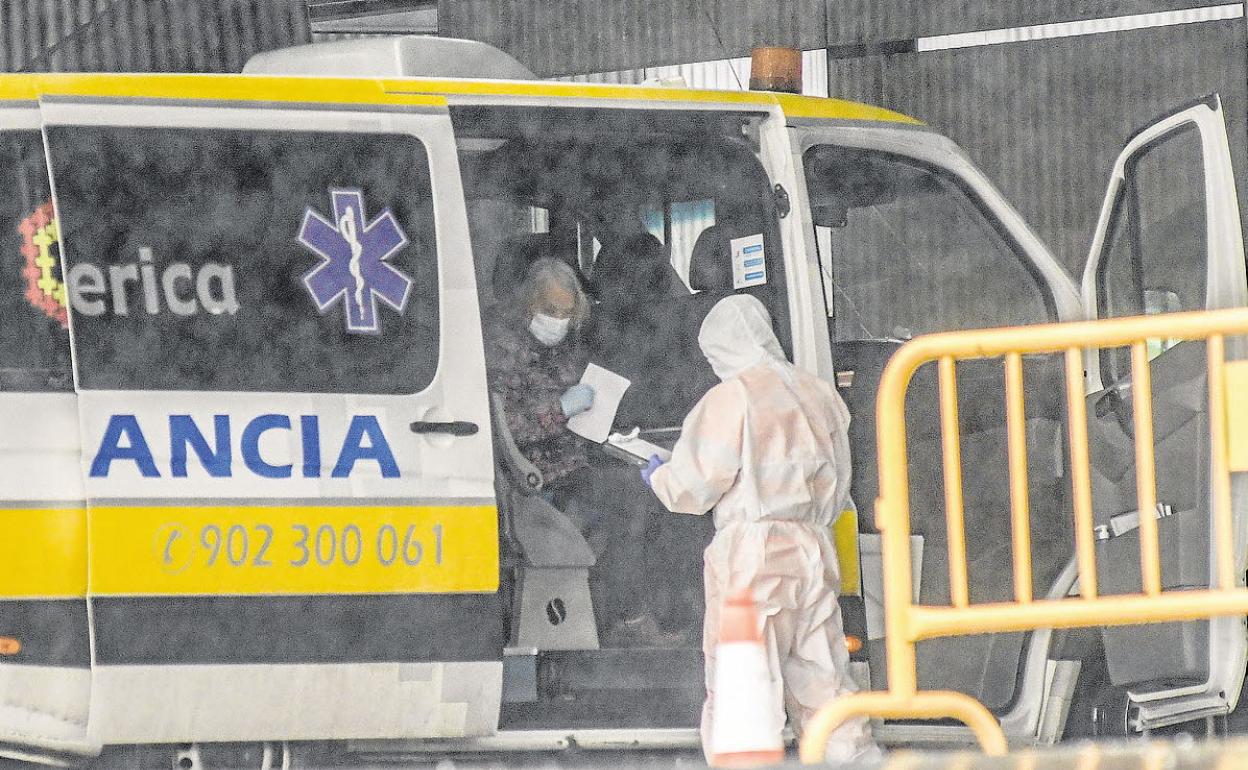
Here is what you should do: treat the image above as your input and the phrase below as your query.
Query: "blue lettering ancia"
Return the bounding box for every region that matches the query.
[90,414,160,478]
[170,414,231,477]
[88,413,399,479]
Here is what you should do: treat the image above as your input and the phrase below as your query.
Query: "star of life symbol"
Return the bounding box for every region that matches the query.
[297,188,413,334]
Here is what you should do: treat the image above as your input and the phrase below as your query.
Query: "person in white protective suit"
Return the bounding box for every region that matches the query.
[642,294,876,763]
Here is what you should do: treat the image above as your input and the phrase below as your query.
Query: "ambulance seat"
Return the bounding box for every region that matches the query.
[488,393,599,651]
[907,353,1069,712]
[631,224,736,421]
[686,224,735,296]
[589,234,711,429]
[589,224,776,431]
[680,221,785,359]
[592,233,683,302]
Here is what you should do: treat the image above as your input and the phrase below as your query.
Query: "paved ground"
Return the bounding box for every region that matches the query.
[344,738,1248,770]
[67,729,1248,769]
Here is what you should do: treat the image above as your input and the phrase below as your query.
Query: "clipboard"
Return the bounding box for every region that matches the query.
[603,428,673,466]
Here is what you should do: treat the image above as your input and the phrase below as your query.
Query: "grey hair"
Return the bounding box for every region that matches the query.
[519,257,591,327]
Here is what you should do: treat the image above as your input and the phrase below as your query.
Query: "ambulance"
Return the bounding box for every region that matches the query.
[0,35,1242,766]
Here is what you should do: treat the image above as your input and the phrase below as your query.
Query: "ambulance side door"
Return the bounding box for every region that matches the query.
[40,93,502,743]
[0,99,93,754]
[1079,95,1248,714]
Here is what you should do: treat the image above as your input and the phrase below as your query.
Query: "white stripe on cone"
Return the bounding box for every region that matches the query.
[709,641,784,762]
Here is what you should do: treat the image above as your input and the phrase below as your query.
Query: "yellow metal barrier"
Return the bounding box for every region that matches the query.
[800,307,1248,761]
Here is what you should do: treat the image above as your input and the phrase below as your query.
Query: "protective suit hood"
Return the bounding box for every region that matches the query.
[698,295,786,381]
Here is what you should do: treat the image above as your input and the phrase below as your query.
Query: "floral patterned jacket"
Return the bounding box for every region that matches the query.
[484,309,590,484]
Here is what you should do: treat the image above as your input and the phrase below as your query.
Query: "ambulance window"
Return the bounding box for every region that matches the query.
[454,107,788,357]
[805,145,1052,340]
[46,127,438,394]
[0,130,72,391]
[640,199,716,291]
[455,105,788,431]
[1095,123,1205,380]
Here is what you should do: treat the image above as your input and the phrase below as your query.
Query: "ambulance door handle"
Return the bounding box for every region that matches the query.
[410,420,479,437]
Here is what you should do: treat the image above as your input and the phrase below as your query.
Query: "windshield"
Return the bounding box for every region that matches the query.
[805,144,1053,340]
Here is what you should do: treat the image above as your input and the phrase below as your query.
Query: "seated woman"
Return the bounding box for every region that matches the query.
[484,258,684,648]
[485,257,594,485]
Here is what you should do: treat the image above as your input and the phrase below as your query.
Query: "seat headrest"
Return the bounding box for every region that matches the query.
[593,233,678,299]
[688,225,736,292]
[492,233,553,301]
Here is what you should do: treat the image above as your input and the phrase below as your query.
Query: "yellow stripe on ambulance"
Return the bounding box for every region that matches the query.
[90,503,498,596]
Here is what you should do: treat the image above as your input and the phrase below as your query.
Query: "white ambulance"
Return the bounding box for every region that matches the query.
[0,36,1242,765]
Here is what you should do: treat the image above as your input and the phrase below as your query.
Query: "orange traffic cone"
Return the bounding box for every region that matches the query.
[707,588,785,768]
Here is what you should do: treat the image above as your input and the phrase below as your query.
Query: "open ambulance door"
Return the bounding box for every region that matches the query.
[0,95,96,762]
[1078,94,1248,731]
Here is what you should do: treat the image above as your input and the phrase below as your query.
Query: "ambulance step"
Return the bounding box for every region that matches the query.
[542,648,703,691]
[499,687,702,730]
[499,647,705,730]
[349,727,702,755]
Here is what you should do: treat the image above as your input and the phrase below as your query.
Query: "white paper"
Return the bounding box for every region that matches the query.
[730,233,767,289]
[566,363,631,443]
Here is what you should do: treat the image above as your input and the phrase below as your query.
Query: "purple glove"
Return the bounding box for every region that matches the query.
[641,454,665,487]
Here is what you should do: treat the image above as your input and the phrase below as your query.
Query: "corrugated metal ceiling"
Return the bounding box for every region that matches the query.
[437,0,1225,77]
[0,0,310,73]
[826,0,1225,50]
[437,0,830,78]
[828,15,1248,273]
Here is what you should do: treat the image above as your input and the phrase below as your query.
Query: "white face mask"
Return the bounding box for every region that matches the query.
[529,312,571,347]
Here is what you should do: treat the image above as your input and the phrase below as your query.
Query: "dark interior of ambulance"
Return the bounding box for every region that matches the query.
[454,106,793,727]
[805,143,1078,717]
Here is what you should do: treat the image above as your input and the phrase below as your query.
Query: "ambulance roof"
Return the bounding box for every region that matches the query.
[0,71,922,127]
